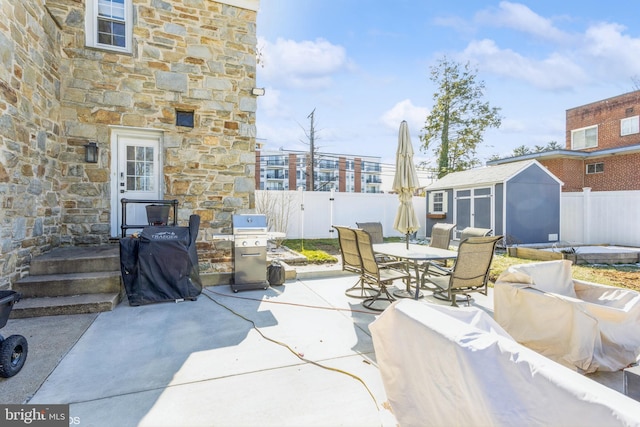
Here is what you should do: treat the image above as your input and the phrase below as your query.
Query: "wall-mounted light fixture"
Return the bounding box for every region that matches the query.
[84,142,98,163]
[251,87,265,96]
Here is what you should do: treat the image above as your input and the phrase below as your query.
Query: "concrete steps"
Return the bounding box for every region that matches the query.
[12,245,122,318]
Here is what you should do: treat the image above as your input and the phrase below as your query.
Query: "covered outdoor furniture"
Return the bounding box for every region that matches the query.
[353,229,410,311]
[370,299,640,427]
[333,225,376,298]
[119,215,202,306]
[422,235,502,306]
[494,259,640,373]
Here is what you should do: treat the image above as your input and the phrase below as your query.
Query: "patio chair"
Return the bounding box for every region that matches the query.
[428,223,456,270]
[355,222,384,244]
[333,226,377,298]
[356,221,393,263]
[422,235,503,307]
[459,227,492,240]
[353,228,410,311]
[429,223,456,250]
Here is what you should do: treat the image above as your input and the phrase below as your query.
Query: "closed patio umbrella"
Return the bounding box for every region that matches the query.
[393,120,420,249]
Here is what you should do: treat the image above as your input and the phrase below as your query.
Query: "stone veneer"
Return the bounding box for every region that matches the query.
[0,0,259,288]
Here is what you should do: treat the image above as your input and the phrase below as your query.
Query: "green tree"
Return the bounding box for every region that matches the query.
[513,145,532,156]
[421,58,502,178]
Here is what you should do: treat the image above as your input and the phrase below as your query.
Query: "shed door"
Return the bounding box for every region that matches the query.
[454,187,493,238]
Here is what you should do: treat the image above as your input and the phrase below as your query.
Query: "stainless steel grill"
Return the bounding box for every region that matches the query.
[231,214,269,292]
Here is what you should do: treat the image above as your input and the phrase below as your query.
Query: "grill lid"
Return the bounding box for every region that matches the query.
[232,214,267,233]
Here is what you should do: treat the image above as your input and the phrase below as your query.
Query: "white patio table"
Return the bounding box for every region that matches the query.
[372,242,458,300]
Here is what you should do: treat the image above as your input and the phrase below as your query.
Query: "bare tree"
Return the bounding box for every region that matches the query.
[255,191,297,248]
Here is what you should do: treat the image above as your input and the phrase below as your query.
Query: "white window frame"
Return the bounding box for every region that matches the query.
[621,116,640,136]
[586,162,604,174]
[571,125,598,150]
[85,0,133,53]
[429,191,448,214]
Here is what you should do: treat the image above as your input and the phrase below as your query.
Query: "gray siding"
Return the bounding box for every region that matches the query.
[425,189,455,237]
[494,183,504,237]
[505,165,560,244]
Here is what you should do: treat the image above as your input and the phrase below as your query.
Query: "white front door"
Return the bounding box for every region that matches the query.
[110,128,163,237]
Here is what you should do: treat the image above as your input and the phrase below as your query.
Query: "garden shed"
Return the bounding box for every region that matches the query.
[424,160,563,245]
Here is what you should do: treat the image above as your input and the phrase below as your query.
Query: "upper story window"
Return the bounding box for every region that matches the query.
[621,116,640,136]
[571,125,598,150]
[85,0,133,53]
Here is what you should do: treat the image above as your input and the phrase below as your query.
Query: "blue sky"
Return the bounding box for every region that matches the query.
[255,1,640,169]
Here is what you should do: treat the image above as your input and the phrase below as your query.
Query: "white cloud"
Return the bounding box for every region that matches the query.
[257,87,290,119]
[381,99,429,136]
[460,39,588,90]
[580,23,640,79]
[258,37,355,89]
[475,1,571,43]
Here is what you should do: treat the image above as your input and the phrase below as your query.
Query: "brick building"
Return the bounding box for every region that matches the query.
[255,148,382,193]
[0,0,260,289]
[488,90,640,192]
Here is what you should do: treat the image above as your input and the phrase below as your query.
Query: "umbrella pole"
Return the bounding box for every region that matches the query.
[406,233,409,249]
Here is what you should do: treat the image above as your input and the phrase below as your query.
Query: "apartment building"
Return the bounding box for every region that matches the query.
[255,148,382,193]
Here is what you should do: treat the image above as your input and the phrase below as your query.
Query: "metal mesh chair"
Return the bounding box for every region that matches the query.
[355,222,384,244]
[429,223,456,250]
[459,227,492,240]
[353,228,410,311]
[423,235,503,307]
[333,226,376,298]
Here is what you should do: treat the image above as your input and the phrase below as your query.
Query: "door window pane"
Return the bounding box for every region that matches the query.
[126,146,155,191]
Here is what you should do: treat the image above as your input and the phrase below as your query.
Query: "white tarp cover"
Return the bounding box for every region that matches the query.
[494,260,640,372]
[369,299,640,427]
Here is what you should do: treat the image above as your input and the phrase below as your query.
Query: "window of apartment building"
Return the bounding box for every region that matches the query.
[571,125,598,150]
[621,116,640,136]
[85,0,133,53]
[428,191,448,214]
[586,162,604,174]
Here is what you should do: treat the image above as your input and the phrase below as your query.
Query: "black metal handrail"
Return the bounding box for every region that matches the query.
[120,198,179,237]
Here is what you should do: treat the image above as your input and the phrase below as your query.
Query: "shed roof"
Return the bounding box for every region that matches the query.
[424,160,562,191]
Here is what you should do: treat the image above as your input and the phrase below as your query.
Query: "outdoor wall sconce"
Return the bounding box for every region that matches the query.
[251,87,265,96]
[84,142,98,163]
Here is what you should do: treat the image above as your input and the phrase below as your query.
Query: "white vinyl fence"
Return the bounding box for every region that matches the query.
[255,190,427,240]
[257,189,640,247]
[560,189,640,247]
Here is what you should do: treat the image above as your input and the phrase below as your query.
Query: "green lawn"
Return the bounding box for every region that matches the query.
[284,238,640,291]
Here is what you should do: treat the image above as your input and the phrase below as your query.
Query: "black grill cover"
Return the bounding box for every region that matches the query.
[119,215,202,306]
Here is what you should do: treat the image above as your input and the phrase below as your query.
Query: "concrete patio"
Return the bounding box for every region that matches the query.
[0,270,629,426]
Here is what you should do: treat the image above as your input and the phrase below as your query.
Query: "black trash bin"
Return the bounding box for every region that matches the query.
[268,261,285,286]
[120,215,202,306]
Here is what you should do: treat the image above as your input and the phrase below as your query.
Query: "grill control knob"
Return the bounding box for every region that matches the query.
[255,240,260,246]
[242,240,248,246]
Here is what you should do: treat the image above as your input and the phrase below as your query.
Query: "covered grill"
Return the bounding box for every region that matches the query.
[231,214,269,292]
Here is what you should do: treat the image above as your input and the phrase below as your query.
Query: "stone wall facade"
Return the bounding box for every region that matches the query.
[0,0,259,288]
